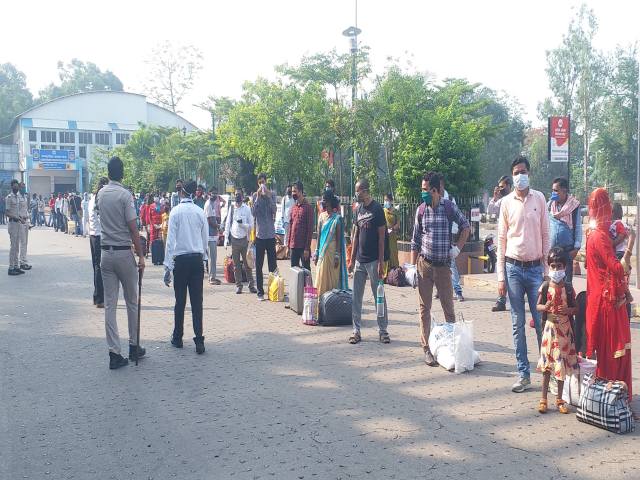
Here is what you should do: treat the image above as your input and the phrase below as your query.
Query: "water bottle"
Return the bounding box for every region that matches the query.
[376,280,385,317]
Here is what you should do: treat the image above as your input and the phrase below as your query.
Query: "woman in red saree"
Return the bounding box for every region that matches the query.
[585,188,632,400]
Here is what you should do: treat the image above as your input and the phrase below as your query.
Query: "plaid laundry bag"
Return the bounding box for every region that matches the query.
[576,374,634,434]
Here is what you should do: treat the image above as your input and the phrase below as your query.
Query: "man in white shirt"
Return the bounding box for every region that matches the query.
[280,185,294,258]
[81,192,90,238]
[224,188,256,294]
[89,178,108,308]
[164,180,209,354]
[203,194,221,285]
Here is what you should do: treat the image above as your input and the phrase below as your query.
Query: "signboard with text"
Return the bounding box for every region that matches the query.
[31,148,76,170]
[548,116,570,163]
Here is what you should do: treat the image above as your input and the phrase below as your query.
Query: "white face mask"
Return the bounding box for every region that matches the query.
[513,173,529,191]
[549,269,566,283]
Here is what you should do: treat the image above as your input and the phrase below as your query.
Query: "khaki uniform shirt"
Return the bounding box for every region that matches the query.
[96,181,137,247]
[5,192,27,221]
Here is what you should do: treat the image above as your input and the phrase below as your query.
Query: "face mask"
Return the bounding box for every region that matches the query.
[500,188,509,197]
[384,201,391,209]
[421,191,432,205]
[549,269,566,283]
[325,186,333,194]
[155,204,161,213]
[550,192,559,202]
[235,194,242,204]
[176,185,181,192]
[12,186,19,193]
[513,173,529,191]
[286,190,292,197]
[292,193,299,201]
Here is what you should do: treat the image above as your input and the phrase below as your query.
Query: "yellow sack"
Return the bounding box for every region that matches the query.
[249,226,256,244]
[268,272,285,302]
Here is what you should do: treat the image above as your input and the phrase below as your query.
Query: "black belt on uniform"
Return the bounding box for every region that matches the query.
[505,257,541,268]
[101,245,131,251]
[175,253,203,260]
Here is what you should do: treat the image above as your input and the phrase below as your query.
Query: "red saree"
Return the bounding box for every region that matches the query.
[585,189,632,400]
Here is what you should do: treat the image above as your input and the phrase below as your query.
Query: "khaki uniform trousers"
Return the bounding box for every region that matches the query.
[417,256,456,349]
[7,221,21,268]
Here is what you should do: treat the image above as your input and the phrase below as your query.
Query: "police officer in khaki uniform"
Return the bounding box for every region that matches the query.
[5,179,30,275]
[97,156,146,370]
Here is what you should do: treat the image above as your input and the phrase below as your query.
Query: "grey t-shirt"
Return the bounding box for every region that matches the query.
[97,181,137,246]
[251,192,277,240]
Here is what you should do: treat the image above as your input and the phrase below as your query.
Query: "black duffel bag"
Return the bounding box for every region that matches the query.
[319,289,353,326]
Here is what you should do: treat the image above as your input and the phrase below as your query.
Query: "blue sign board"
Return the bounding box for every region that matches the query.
[32,148,75,161]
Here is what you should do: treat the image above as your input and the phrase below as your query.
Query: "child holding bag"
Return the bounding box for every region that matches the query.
[536,247,579,414]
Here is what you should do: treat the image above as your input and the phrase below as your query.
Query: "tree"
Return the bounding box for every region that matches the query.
[145,41,203,113]
[38,59,123,102]
[0,63,33,143]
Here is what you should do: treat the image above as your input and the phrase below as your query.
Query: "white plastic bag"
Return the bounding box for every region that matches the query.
[563,358,597,406]
[453,319,476,373]
[428,322,456,371]
[403,263,418,288]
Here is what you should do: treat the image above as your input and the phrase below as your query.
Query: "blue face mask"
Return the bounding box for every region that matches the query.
[421,191,432,205]
[550,192,559,202]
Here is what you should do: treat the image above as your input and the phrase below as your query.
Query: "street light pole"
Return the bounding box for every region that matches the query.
[342,23,362,201]
[635,56,640,288]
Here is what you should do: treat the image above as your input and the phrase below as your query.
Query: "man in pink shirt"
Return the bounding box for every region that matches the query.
[497,155,550,393]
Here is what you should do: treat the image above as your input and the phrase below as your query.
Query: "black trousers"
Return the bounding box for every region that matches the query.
[290,247,311,271]
[173,254,204,340]
[255,237,277,295]
[89,235,104,304]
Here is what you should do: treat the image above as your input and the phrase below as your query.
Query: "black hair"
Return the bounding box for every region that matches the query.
[511,155,530,173]
[292,181,304,194]
[423,171,443,191]
[10,179,18,186]
[356,178,370,191]
[107,156,124,181]
[257,172,268,182]
[385,192,393,201]
[176,179,183,184]
[552,177,569,190]
[498,175,513,187]
[183,179,197,196]
[547,246,567,267]
[322,191,339,210]
[325,179,335,189]
[612,202,624,220]
[197,184,204,191]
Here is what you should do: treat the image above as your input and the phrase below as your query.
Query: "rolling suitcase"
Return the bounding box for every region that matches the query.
[289,267,311,314]
[319,289,353,326]
[151,239,164,265]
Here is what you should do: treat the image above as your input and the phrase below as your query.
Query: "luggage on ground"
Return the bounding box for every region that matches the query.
[319,289,352,326]
[576,374,634,434]
[151,239,164,265]
[386,266,407,287]
[268,271,285,302]
[67,220,76,234]
[302,286,319,325]
[289,267,311,315]
[224,255,235,284]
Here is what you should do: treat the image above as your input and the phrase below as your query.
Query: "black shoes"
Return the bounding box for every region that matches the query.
[170,335,183,348]
[109,352,129,369]
[8,268,24,276]
[194,337,205,354]
[128,344,146,361]
[248,286,257,294]
[20,264,32,270]
[491,302,506,312]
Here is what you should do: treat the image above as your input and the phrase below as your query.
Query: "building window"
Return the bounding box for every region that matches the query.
[95,132,110,145]
[116,133,130,145]
[40,130,56,143]
[59,131,75,143]
[28,130,37,142]
[79,132,93,144]
[41,145,56,150]
[79,146,87,158]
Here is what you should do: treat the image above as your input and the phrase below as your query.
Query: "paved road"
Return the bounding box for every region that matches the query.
[1,227,639,479]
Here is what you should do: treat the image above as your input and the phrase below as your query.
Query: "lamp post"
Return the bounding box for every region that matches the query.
[635,57,640,287]
[342,24,361,200]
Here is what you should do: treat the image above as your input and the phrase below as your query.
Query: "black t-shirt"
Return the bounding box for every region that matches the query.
[356,200,386,264]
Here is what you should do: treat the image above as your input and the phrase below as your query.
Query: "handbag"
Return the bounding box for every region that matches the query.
[302,285,318,326]
[576,373,634,434]
[268,271,285,302]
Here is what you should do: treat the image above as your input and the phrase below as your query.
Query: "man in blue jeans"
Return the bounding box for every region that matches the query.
[497,155,550,393]
[548,177,582,286]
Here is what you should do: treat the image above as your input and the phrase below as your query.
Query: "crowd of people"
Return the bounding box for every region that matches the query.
[4,154,636,418]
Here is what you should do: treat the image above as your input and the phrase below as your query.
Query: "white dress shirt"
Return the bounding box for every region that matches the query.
[88,194,100,236]
[164,198,209,270]
[224,202,253,242]
[55,197,62,211]
[281,195,294,223]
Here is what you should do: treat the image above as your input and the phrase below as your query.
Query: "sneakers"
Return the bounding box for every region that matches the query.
[491,302,506,312]
[209,278,221,285]
[236,286,243,294]
[194,336,205,354]
[128,344,146,361]
[109,352,129,370]
[257,293,266,301]
[8,268,24,276]
[512,377,531,393]
[19,263,32,270]
[456,293,465,302]
[424,347,438,367]
[249,286,257,294]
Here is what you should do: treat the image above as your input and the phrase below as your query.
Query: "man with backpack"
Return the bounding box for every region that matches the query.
[410,172,470,366]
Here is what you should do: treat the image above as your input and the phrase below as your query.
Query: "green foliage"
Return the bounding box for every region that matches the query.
[38,59,123,102]
[0,63,33,143]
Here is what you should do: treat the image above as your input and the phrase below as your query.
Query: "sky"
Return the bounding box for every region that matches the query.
[2,0,638,129]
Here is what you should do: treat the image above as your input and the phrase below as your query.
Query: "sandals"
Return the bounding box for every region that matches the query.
[556,399,570,414]
[348,333,361,344]
[538,399,548,414]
